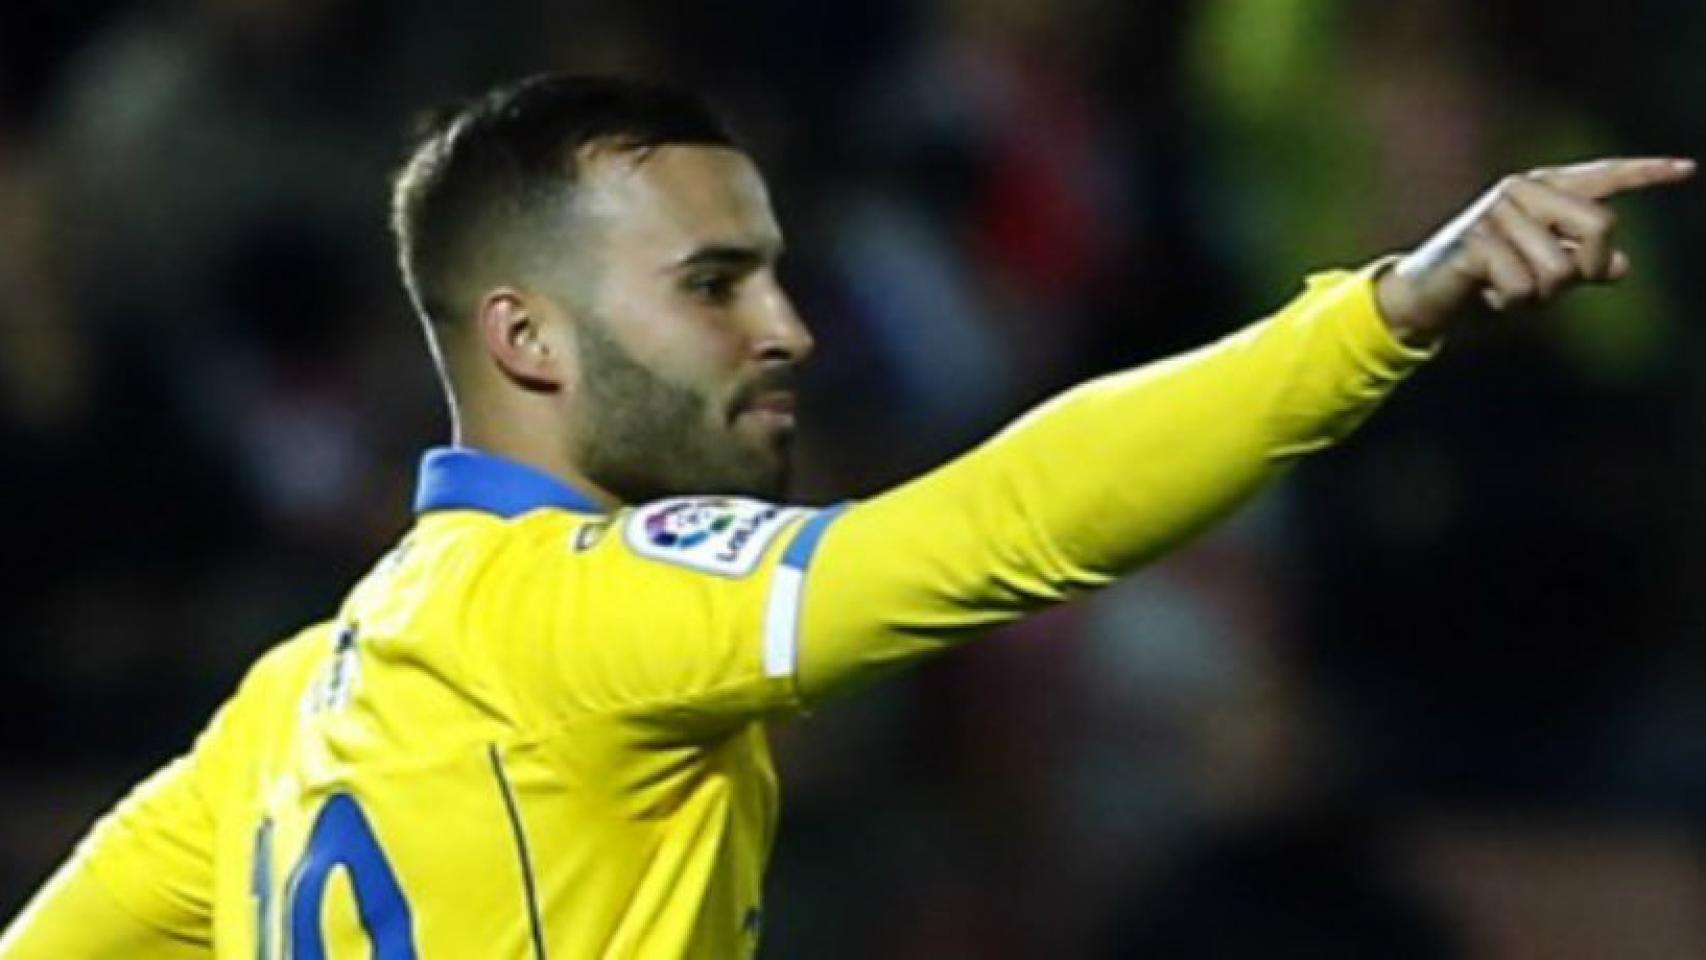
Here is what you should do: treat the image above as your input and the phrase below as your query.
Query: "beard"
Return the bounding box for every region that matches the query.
[571,316,793,504]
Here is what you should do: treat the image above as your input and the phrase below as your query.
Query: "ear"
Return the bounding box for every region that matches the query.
[475,288,566,391]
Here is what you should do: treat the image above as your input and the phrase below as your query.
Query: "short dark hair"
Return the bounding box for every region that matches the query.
[390,74,737,330]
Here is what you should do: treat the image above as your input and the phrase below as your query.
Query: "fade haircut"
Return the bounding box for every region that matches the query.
[390,74,737,337]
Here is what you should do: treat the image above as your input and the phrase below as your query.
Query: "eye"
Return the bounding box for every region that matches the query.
[684,271,738,305]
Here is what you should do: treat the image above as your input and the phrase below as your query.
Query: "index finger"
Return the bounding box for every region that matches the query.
[1532,157,1696,200]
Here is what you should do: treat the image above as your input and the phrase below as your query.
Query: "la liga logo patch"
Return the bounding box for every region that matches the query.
[625,497,802,577]
[644,500,738,549]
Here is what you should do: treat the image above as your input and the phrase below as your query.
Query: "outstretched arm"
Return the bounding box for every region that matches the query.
[789,157,1693,702]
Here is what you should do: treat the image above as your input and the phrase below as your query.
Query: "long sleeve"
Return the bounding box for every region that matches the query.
[0,706,236,958]
[0,852,208,959]
[790,263,1433,701]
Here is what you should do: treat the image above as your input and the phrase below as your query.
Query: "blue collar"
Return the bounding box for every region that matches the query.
[413,447,607,518]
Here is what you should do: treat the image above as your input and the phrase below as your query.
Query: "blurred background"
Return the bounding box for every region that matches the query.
[4,0,1706,956]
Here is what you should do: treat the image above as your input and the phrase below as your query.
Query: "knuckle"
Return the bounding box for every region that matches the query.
[1450,257,1484,287]
[1541,265,1572,291]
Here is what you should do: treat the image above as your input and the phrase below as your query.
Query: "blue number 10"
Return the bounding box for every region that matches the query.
[255,794,418,959]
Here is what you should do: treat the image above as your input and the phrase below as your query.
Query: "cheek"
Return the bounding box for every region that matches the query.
[665,308,745,379]
[603,292,745,393]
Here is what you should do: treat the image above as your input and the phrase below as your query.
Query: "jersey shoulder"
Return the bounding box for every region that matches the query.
[480,499,816,729]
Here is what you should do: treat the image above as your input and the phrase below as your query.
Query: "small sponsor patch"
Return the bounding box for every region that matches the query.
[625,497,800,577]
[572,520,610,552]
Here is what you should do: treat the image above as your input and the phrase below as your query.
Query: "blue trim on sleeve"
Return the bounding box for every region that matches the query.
[413,447,607,518]
[782,503,850,570]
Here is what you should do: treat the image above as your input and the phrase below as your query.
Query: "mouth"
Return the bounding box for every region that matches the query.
[735,390,797,431]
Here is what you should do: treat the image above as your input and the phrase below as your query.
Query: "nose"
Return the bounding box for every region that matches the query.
[749,277,814,366]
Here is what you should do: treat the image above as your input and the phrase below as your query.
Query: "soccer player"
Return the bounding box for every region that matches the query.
[0,75,1691,958]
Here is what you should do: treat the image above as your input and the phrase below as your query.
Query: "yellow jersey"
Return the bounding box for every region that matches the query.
[0,264,1431,958]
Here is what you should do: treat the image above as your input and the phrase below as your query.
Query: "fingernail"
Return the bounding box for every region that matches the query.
[1673,158,1696,172]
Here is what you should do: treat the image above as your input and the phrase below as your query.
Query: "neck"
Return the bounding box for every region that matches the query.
[450,390,624,511]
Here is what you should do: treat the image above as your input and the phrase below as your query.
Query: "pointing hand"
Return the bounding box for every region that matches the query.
[1375,157,1696,343]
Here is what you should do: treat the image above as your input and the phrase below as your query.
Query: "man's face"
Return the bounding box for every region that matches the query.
[554,145,812,504]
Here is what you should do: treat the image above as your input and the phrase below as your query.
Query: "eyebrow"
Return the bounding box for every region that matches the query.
[670,241,784,272]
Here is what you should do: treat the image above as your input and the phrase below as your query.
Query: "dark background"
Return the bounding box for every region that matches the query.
[5,1,1706,956]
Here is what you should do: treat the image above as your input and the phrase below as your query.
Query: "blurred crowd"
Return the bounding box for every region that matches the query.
[6,1,1706,956]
